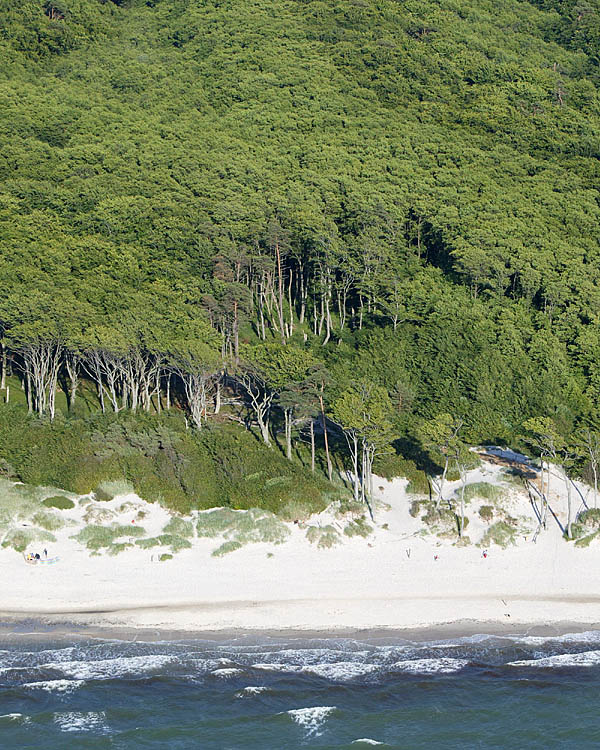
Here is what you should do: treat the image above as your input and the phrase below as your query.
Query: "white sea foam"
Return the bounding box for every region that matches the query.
[53,711,109,733]
[352,740,385,746]
[211,667,244,677]
[508,631,600,648]
[302,661,379,681]
[254,647,370,665]
[0,713,25,722]
[235,686,270,697]
[391,658,470,674]
[42,654,174,680]
[252,662,303,673]
[509,650,600,668]
[23,679,85,693]
[287,706,336,737]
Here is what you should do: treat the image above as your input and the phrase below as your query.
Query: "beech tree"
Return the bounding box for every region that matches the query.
[330,381,395,517]
[419,414,465,509]
[523,417,579,539]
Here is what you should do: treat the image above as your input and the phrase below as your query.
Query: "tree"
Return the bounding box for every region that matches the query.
[238,342,319,455]
[522,417,579,539]
[419,414,465,509]
[330,381,395,518]
[168,323,222,430]
[579,426,600,509]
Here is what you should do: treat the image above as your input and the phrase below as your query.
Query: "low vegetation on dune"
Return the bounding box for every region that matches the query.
[196,507,290,556]
[0,479,71,550]
[71,524,147,555]
[571,509,600,547]
[0,413,339,517]
[305,524,341,549]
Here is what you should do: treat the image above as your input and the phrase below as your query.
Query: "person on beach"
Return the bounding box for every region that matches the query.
[43,548,47,558]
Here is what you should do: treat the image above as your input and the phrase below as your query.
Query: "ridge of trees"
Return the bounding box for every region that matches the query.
[2,0,600,513]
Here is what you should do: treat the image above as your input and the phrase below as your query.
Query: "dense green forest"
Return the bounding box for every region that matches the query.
[1,0,600,512]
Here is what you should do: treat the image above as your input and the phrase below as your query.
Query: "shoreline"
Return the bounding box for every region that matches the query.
[1,600,600,643]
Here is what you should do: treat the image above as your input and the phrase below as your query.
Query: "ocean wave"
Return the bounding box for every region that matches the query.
[42,654,175,681]
[23,678,85,693]
[0,713,29,724]
[506,631,600,648]
[211,667,245,678]
[252,662,303,673]
[287,706,336,737]
[391,658,471,674]
[352,740,385,746]
[252,647,371,665]
[235,686,270,697]
[302,661,380,681]
[53,711,109,733]
[509,650,600,668]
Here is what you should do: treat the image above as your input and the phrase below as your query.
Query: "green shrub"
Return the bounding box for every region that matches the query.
[197,508,239,537]
[42,496,75,510]
[212,540,242,556]
[163,517,194,538]
[0,414,336,518]
[344,518,372,538]
[197,507,290,546]
[335,499,366,518]
[463,483,503,503]
[306,524,340,549]
[136,533,191,553]
[480,521,517,548]
[1,527,55,552]
[409,500,423,518]
[159,553,173,561]
[277,500,319,522]
[479,505,495,522]
[373,454,412,480]
[71,523,146,552]
[83,505,116,524]
[575,531,599,548]
[423,505,455,527]
[108,542,134,556]
[405,474,430,496]
[455,535,472,547]
[31,510,64,531]
[571,508,600,539]
[95,479,135,502]
[157,533,192,552]
[0,458,16,480]
[135,537,161,549]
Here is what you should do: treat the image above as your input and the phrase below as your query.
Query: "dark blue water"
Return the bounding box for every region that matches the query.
[2,628,600,748]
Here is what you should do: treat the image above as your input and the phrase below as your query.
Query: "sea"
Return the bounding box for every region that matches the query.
[1,625,600,748]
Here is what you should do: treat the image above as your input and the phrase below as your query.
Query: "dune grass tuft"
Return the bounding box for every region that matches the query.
[31,510,64,532]
[212,540,242,557]
[1,527,56,552]
[479,521,517,548]
[71,523,146,553]
[463,482,504,503]
[343,517,372,538]
[306,524,340,549]
[42,496,75,510]
[163,517,194,538]
[197,507,290,549]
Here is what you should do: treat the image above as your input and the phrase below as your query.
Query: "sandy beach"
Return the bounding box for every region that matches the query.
[2,452,599,634]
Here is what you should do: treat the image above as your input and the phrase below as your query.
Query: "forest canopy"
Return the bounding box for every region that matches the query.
[1,0,600,507]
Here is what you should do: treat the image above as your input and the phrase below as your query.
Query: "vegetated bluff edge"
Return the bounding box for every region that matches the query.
[0,0,600,520]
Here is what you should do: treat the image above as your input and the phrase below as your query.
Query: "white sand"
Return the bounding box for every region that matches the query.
[2,451,600,633]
